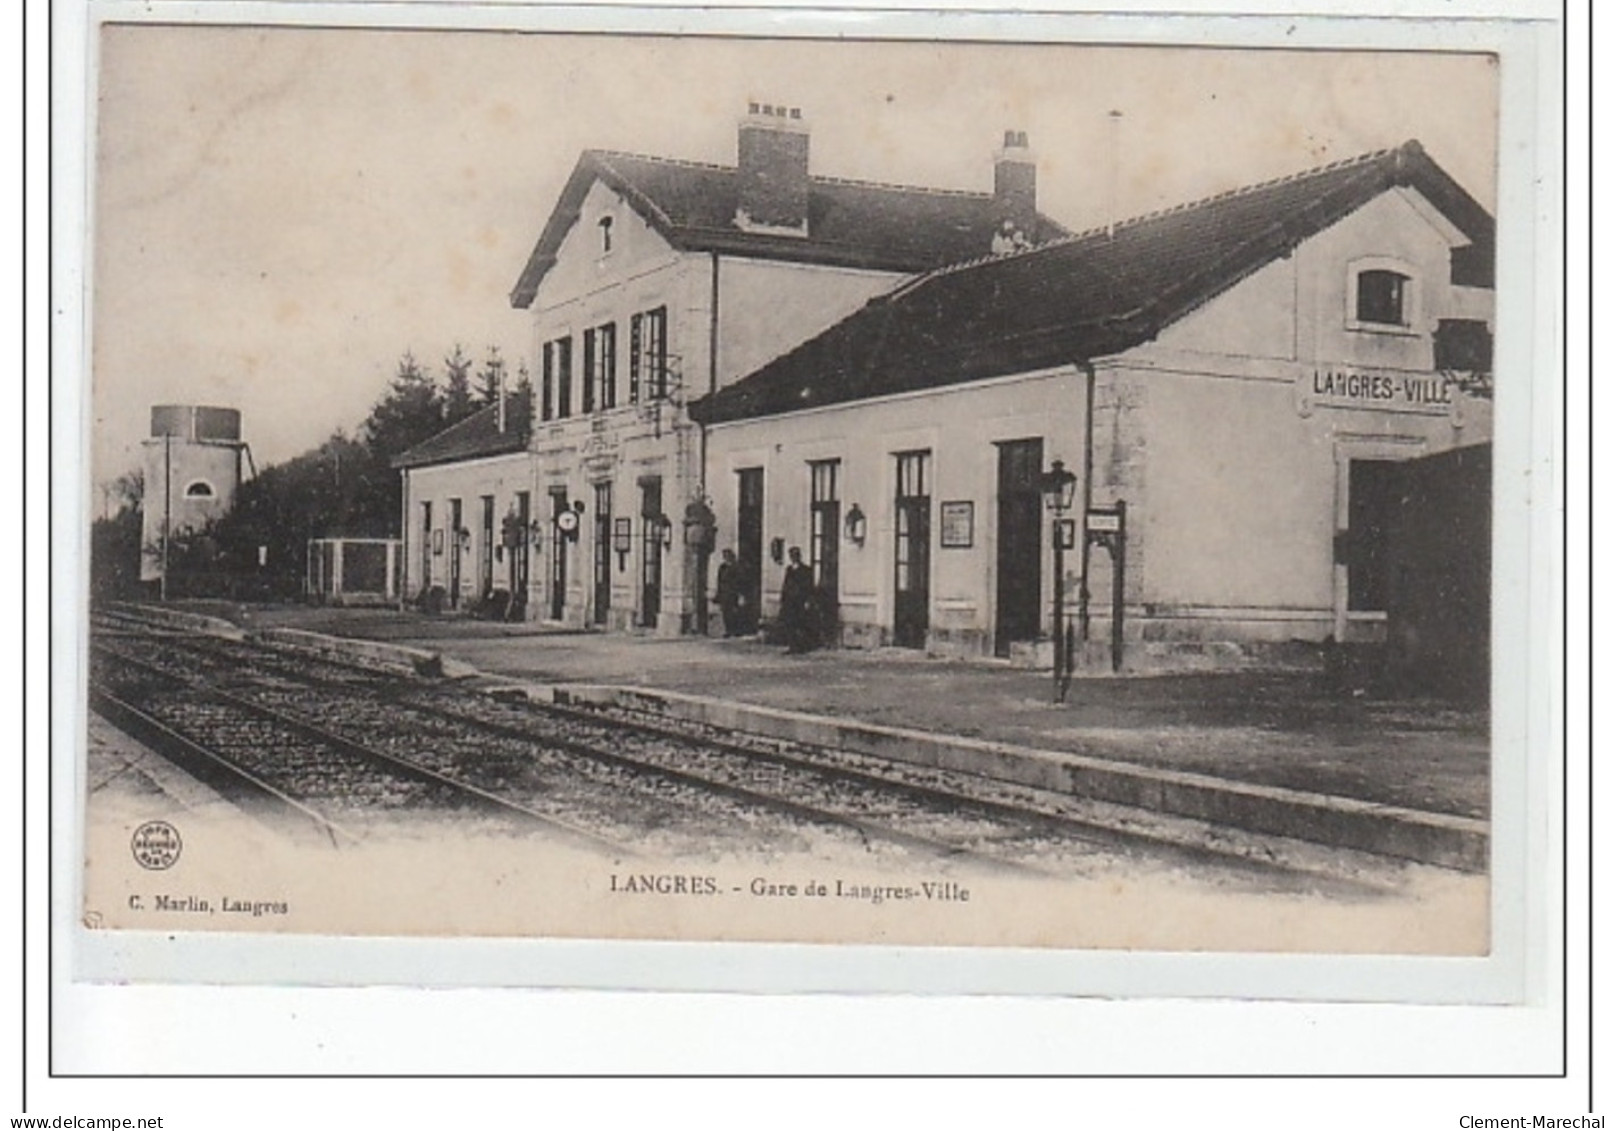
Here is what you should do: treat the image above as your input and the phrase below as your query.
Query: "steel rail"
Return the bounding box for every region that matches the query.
[383,694,1053,876]
[90,682,359,848]
[92,640,636,858]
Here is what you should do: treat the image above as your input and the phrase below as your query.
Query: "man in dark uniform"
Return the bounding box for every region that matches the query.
[778,546,815,654]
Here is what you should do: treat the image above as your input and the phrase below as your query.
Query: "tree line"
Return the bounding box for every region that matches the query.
[91,346,530,603]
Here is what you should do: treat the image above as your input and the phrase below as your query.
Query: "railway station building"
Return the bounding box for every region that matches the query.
[397,104,1066,631]
[688,141,1495,661]
[394,389,533,615]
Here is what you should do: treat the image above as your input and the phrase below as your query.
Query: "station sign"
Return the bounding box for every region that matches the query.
[1295,366,1457,418]
[1086,509,1122,534]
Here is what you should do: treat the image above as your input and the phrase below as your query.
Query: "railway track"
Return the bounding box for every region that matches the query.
[90,641,635,855]
[87,611,1389,888]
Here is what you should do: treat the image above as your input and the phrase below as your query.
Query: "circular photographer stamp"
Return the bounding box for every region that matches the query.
[130,820,182,870]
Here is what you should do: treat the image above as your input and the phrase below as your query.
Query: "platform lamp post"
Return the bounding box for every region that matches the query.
[1041,459,1079,703]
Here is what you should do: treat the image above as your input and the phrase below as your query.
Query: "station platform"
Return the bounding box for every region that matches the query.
[152,601,1489,834]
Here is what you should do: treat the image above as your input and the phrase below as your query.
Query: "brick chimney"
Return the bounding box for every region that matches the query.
[735,102,810,237]
[991,130,1037,251]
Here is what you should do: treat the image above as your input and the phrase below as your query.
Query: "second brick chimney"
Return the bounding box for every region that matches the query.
[991,130,1037,251]
[736,102,810,237]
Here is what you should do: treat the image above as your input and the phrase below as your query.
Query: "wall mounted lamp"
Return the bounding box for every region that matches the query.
[844,503,867,547]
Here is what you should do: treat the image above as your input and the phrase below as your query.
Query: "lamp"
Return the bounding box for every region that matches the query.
[614,518,633,570]
[844,503,867,546]
[1039,459,1079,703]
[1040,459,1078,512]
[683,499,716,550]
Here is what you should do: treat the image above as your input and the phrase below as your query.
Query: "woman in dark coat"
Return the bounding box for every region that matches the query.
[715,548,743,636]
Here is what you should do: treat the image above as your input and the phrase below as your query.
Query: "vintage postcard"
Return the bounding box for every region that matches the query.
[64,8,1554,1001]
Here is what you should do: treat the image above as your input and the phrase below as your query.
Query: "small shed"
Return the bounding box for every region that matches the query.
[306,538,403,606]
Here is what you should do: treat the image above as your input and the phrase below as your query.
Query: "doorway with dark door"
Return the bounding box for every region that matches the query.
[548,488,568,621]
[995,438,1044,656]
[893,451,931,649]
[512,491,531,613]
[593,482,612,626]
[1345,459,1397,615]
[419,501,433,594]
[447,497,463,609]
[808,460,840,647]
[479,495,495,601]
[736,468,764,635]
[640,477,663,628]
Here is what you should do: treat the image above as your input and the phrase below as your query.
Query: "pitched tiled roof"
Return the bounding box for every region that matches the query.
[391,392,531,470]
[689,141,1495,426]
[509,151,1069,308]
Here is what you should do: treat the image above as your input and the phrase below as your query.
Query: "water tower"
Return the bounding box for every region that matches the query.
[140,405,246,584]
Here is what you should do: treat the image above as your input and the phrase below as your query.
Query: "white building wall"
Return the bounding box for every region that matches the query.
[1092,184,1494,645]
[402,452,535,612]
[715,259,904,387]
[705,367,1087,653]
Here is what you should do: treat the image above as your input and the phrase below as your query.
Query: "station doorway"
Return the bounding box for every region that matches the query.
[736,468,764,635]
[893,451,931,649]
[995,438,1043,656]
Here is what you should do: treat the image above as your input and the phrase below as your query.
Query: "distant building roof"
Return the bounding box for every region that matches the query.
[690,141,1495,426]
[391,392,531,470]
[509,150,1070,308]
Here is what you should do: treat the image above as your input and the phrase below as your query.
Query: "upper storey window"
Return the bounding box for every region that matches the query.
[1356,270,1409,326]
[1347,258,1419,333]
[542,336,573,421]
[598,216,614,256]
[630,306,668,402]
[184,480,215,499]
[582,322,617,413]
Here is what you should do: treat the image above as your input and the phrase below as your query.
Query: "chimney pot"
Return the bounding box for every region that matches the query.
[992,128,1037,247]
[736,100,811,235]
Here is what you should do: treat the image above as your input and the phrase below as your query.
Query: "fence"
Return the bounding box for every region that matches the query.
[305,538,403,606]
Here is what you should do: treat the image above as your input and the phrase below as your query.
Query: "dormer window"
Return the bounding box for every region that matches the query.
[1347,258,1419,333]
[598,216,613,255]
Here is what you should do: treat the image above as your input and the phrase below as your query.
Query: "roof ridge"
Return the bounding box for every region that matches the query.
[588,149,732,173]
[588,147,994,200]
[809,172,987,199]
[891,143,1407,291]
[397,395,528,454]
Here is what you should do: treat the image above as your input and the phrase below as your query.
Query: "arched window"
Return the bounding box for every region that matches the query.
[184,480,216,499]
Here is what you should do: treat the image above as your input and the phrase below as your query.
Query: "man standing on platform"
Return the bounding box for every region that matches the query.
[778,546,815,654]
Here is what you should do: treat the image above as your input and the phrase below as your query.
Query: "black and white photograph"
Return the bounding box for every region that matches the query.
[74,18,1520,964]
